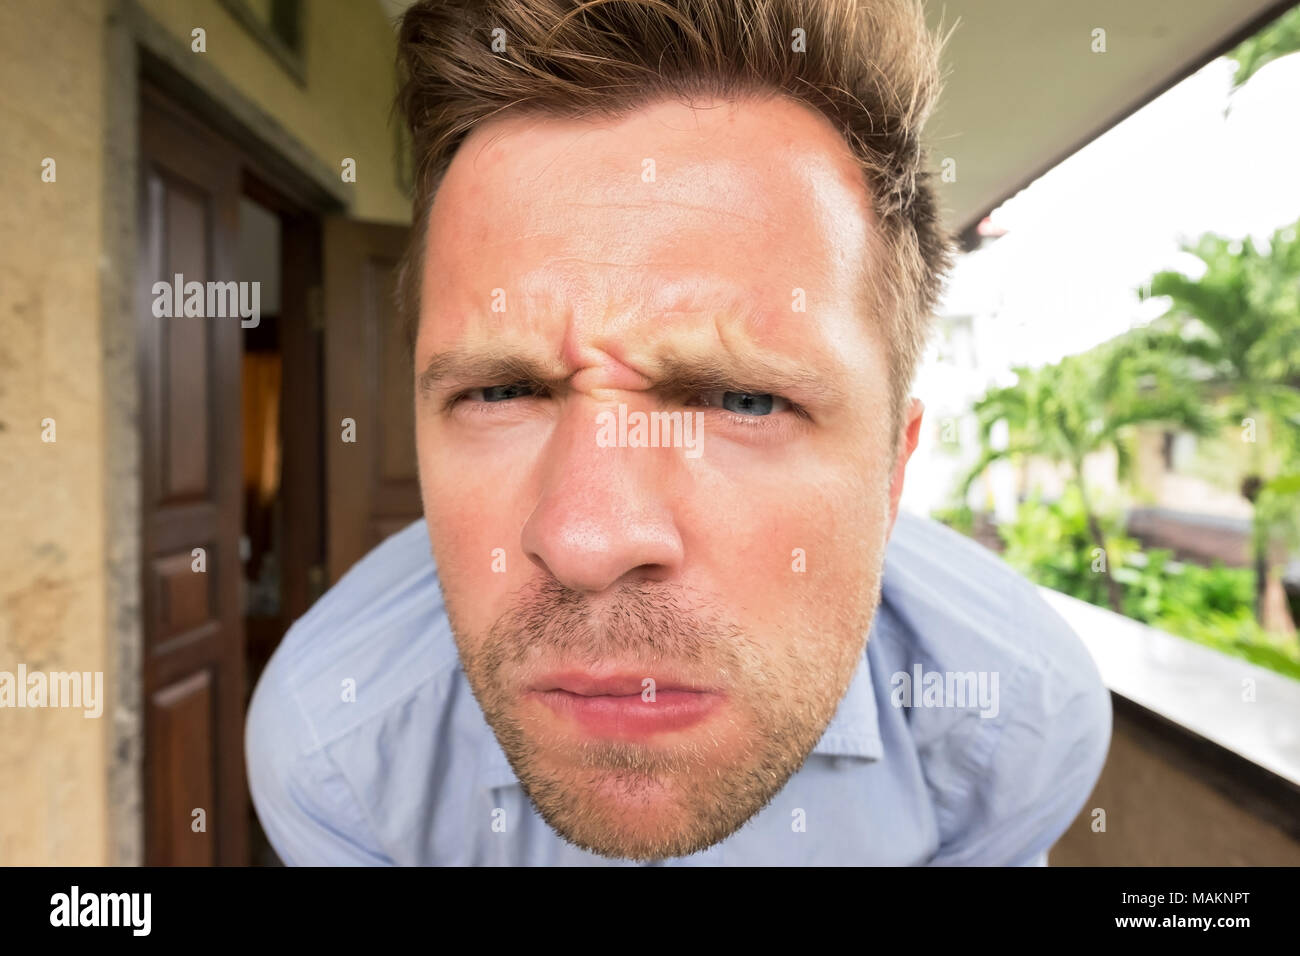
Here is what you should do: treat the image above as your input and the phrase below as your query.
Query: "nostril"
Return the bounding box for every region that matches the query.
[521,505,684,595]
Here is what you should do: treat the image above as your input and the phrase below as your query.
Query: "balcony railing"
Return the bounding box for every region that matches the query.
[1040,587,1300,865]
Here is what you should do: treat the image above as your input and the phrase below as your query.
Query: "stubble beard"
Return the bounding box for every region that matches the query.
[442,552,885,862]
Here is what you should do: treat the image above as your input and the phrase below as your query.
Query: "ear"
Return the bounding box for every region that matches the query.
[886,398,925,539]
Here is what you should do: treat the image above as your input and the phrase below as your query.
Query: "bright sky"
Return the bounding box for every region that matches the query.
[936,51,1300,372]
[903,49,1300,516]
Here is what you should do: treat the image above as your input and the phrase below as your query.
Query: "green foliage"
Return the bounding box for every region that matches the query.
[1138,224,1300,422]
[996,488,1140,606]
[1257,470,1300,559]
[929,504,974,536]
[954,215,1300,657]
[1151,606,1300,682]
[1115,551,1253,622]
[960,339,1217,502]
[1137,221,1300,623]
[1227,5,1300,94]
[992,495,1300,681]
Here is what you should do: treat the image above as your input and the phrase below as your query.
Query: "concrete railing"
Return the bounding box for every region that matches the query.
[1039,587,1300,865]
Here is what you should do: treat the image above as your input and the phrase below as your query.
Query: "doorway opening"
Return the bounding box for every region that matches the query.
[236,178,326,866]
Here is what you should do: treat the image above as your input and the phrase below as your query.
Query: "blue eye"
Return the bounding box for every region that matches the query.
[480,384,533,402]
[687,390,792,417]
[721,392,776,415]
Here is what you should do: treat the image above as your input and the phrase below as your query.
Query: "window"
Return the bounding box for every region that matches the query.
[218,0,305,85]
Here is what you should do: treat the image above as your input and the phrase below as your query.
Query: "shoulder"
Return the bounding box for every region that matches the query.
[879,512,1113,864]
[255,519,459,736]
[245,519,461,864]
[882,511,1103,688]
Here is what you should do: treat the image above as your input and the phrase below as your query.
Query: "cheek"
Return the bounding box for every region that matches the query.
[417,422,526,636]
[682,451,889,629]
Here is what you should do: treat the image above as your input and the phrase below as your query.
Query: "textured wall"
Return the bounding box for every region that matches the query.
[1,0,411,865]
[0,0,111,865]
[137,0,411,224]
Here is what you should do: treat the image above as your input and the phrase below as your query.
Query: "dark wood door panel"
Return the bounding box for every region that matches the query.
[138,85,247,866]
[146,671,217,866]
[323,220,418,583]
[158,181,213,502]
[147,545,216,647]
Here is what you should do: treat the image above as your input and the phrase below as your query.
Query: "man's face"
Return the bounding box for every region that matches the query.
[414,95,921,860]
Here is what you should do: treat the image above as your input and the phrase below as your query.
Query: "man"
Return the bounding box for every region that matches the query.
[246,0,1111,865]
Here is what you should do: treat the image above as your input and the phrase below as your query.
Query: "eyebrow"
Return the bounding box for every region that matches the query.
[416,348,559,396]
[417,347,846,407]
[656,356,845,405]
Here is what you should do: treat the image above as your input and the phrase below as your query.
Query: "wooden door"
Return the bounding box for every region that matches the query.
[138,87,247,865]
[323,219,422,583]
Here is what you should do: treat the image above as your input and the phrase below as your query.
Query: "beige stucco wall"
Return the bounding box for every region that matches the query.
[0,0,110,865]
[137,0,411,224]
[1129,425,1258,518]
[0,0,410,865]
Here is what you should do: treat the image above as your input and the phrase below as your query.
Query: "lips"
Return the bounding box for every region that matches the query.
[526,669,723,738]
[530,670,711,697]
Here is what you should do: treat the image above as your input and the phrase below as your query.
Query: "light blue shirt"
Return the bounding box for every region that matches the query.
[246,512,1111,866]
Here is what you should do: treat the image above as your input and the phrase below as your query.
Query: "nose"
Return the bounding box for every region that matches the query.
[520,399,686,594]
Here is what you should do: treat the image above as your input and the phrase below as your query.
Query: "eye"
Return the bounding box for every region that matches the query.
[471,383,537,402]
[691,390,792,416]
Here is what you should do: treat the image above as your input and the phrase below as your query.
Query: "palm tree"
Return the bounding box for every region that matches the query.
[960,341,1216,611]
[1136,223,1300,625]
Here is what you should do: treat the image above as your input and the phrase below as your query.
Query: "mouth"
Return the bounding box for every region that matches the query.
[525,669,724,738]
[530,670,713,697]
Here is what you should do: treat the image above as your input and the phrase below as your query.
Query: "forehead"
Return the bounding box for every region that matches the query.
[420,95,878,358]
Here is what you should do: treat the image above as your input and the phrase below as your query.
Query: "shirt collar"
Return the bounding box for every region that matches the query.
[809,627,884,762]
[475,617,886,792]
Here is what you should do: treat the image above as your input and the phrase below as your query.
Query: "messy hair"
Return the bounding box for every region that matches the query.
[396,0,954,424]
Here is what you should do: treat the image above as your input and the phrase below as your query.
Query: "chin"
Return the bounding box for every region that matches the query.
[544,795,722,862]
[514,749,766,861]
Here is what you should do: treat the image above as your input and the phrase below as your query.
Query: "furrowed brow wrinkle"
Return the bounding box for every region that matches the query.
[417,348,843,406]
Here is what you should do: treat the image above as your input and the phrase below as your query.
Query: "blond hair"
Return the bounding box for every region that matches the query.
[396,0,954,424]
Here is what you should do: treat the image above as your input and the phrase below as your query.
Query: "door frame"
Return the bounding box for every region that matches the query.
[103,0,348,866]
[242,172,327,627]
